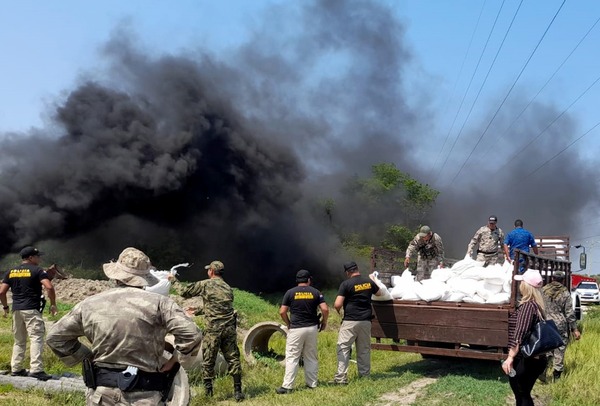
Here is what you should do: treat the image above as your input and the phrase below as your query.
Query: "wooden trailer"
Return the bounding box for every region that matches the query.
[370,249,571,360]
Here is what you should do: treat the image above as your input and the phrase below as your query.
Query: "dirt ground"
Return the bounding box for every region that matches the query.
[6,277,203,310]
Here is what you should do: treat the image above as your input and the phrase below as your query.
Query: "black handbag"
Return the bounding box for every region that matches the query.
[520,309,564,358]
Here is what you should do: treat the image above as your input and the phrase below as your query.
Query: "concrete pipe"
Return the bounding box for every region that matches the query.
[242,321,288,365]
[165,334,228,376]
[164,359,190,406]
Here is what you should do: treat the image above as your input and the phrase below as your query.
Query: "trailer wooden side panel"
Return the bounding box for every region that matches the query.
[371,302,510,347]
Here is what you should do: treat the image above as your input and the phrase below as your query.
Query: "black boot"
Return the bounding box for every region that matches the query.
[203,378,213,397]
[553,370,562,382]
[233,374,244,402]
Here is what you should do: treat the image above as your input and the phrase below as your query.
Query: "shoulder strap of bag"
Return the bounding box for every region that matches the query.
[534,302,545,322]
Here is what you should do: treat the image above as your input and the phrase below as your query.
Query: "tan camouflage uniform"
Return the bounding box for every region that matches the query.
[405,233,444,281]
[467,226,505,266]
[542,281,577,373]
[182,277,242,379]
[46,287,202,406]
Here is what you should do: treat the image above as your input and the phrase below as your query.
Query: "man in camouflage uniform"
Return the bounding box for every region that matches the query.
[182,260,244,401]
[46,247,202,406]
[541,270,581,381]
[404,225,444,281]
[467,215,507,266]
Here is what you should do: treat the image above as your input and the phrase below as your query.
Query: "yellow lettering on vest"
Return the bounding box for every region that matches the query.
[294,292,315,300]
[8,269,32,278]
[354,283,371,292]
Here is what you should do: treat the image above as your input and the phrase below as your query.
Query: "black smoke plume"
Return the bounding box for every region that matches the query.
[1,1,598,289]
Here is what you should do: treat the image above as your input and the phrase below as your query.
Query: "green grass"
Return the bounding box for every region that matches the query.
[1,292,600,405]
[542,306,600,406]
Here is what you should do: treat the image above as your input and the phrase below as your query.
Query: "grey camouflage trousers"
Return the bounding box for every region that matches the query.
[548,323,570,372]
[86,387,163,405]
[475,252,502,267]
[415,258,438,281]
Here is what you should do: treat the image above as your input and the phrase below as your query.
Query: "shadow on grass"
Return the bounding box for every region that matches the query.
[372,357,504,382]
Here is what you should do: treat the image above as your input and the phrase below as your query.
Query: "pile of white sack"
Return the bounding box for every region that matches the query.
[370,256,514,304]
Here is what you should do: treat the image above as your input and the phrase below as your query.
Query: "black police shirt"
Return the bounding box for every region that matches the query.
[2,263,48,311]
[337,275,380,321]
[282,285,325,328]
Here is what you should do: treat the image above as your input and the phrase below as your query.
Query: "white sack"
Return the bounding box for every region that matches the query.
[486,292,510,304]
[482,281,503,294]
[415,279,448,302]
[400,282,420,301]
[462,294,486,304]
[390,284,405,299]
[145,270,173,296]
[431,268,453,282]
[370,272,393,301]
[460,266,487,280]
[442,291,466,302]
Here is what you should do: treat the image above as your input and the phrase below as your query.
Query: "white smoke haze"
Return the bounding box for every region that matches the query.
[0,0,598,289]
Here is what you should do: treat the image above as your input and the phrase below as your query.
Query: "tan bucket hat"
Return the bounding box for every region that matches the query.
[103,247,159,287]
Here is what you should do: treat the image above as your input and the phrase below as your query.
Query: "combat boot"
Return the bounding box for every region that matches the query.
[203,378,213,397]
[233,374,244,402]
[552,370,562,382]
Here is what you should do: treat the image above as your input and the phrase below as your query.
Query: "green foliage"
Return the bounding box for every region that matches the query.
[233,288,281,329]
[340,233,374,260]
[356,162,439,211]
[326,162,439,256]
[381,224,414,251]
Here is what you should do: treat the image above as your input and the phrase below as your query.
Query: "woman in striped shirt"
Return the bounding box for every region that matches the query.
[502,269,547,406]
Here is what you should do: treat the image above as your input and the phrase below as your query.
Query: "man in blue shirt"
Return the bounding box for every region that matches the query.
[503,220,538,271]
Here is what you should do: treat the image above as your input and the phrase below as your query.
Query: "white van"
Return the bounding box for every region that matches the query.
[576,281,600,304]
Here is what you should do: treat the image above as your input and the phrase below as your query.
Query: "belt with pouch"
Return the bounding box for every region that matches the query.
[91,366,169,392]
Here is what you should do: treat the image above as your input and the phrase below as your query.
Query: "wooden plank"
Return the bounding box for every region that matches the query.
[371,322,508,347]
[372,304,509,329]
[371,343,506,360]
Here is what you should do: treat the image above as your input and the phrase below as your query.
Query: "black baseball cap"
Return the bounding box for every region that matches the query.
[343,261,358,272]
[488,215,498,223]
[296,269,312,283]
[20,246,44,258]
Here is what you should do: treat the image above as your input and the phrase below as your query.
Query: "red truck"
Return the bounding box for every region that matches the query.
[572,274,597,288]
[370,237,574,361]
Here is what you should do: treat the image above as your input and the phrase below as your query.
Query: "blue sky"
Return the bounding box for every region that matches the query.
[1,0,599,271]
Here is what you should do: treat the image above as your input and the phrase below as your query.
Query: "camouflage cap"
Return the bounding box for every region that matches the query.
[205,260,224,272]
[552,270,566,279]
[103,247,159,287]
[418,225,431,238]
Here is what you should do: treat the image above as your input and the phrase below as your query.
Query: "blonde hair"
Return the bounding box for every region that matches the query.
[519,281,546,316]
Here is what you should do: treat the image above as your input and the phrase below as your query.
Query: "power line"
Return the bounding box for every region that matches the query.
[479,15,600,162]
[433,0,506,185]
[495,73,600,175]
[525,119,600,178]
[449,0,567,185]
[429,0,488,181]
[437,0,523,185]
